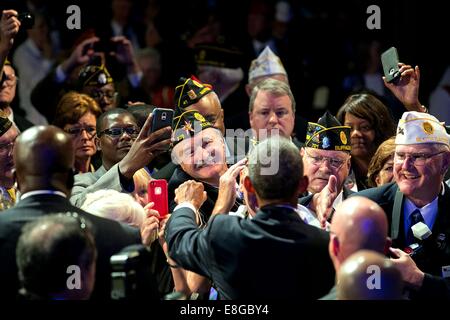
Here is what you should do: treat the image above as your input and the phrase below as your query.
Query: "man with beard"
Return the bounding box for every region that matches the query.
[0,111,19,210]
[70,108,172,207]
[298,111,352,228]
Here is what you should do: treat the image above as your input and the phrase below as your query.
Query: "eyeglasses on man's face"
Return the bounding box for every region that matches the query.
[98,126,140,139]
[304,149,348,170]
[394,151,447,166]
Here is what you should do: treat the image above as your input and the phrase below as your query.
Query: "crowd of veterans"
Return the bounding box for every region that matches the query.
[1,2,450,301]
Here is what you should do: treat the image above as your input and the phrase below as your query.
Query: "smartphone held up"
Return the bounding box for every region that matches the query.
[381,46,401,83]
[148,179,169,220]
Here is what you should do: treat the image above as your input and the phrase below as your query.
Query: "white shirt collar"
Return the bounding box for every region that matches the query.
[20,190,67,201]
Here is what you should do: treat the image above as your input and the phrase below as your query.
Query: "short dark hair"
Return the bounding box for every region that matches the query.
[96,108,136,133]
[16,214,96,299]
[247,136,302,200]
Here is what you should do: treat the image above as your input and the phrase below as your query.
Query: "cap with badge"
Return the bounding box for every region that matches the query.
[171,110,214,147]
[77,64,114,89]
[395,111,450,146]
[305,111,352,152]
[0,110,13,137]
[174,76,213,114]
[248,46,287,83]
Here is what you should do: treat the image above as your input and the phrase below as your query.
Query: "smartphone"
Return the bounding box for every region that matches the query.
[148,179,169,219]
[150,108,173,146]
[381,47,401,83]
[93,39,117,53]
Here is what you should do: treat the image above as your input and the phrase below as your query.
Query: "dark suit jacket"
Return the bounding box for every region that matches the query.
[165,204,335,299]
[354,182,450,298]
[0,194,141,300]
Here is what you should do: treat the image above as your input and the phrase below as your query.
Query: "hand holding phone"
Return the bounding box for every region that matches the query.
[149,108,174,147]
[381,47,401,83]
[148,179,169,220]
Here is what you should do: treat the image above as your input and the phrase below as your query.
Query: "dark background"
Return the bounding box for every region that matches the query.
[2,0,449,123]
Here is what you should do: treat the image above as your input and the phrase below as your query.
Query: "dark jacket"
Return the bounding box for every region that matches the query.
[0,194,141,300]
[354,182,450,299]
[165,204,335,299]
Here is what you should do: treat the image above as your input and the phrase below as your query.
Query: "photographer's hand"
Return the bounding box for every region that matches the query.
[140,202,160,246]
[60,36,99,75]
[0,10,20,52]
[118,113,172,179]
[389,247,425,289]
[110,36,141,75]
[384,63,424,112]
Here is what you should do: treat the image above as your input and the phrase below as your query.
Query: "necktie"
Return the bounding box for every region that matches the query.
[406,209,425,245]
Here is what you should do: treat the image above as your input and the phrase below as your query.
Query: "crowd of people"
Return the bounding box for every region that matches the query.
[1,1,450,301]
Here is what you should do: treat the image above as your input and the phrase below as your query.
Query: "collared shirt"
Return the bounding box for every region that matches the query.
[20,190,67,201]
[403,193,440,240]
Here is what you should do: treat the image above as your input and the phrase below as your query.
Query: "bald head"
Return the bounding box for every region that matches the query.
[329,196,389,271]
[14,126,74,194]
[337,250,403,300]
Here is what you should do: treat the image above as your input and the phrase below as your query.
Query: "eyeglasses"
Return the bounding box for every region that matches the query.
[90,90,118,100]
[98,126,140,138]
[0,141,15,156]
[65,126,96,137]
[1,74,18,87]
[394,151,447,166]
[304,149,348,169]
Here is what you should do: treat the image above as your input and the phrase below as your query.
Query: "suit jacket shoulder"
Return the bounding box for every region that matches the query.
[70,164,130,207]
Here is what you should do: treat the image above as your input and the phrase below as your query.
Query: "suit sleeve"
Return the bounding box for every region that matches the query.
[70,163,134,207]
[416,273,450,300]
[165,206,216,278]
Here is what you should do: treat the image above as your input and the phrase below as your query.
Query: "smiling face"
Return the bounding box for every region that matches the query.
[393,143,450,205]
[172,128,227,186]
[249,90,295,140]
[344,113,376,159]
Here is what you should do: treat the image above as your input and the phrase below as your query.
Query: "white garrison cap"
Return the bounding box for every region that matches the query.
[395,111,449,146]
[248,46,287,82]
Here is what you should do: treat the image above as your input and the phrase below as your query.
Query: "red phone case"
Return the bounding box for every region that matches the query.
[148,179,169,219]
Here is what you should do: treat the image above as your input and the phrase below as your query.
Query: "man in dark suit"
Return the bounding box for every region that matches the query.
[165,136,335,299]
[355,112,450,279]
[0,125,141,300]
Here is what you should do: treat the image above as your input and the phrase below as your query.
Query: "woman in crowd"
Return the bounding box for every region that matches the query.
[53,92,101,174]
[337,93,396,190]
[367,136,396,188]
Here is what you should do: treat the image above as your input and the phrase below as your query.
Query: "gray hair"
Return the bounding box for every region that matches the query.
[247,136,303,200]
[248,78,296,113]
[81,189,145,227]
